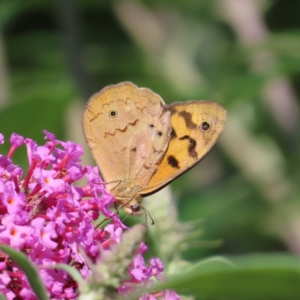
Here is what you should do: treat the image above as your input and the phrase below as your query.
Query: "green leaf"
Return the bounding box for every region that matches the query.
[0,244,49,300]
[153,254,300,300]
[0,292,6,300]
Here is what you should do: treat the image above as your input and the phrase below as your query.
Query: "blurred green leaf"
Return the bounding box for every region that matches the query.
[0,293,6,300]
[154,254,300,300]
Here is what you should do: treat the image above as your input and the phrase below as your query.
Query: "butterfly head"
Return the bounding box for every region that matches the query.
[123,202,142,215]
[111,181,144,215]
[122,198,154,225]
[117,194,143,215]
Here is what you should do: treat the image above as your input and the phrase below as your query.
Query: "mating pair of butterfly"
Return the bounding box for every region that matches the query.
[82,82,226,215]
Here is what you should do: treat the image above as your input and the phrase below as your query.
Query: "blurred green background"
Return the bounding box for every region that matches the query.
[1,0,300,263]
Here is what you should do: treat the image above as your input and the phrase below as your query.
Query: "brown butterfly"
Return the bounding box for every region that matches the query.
[82,82,226,215]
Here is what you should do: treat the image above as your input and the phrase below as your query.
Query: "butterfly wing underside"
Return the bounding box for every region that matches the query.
[82,82,172,190]
[141,101,226,195]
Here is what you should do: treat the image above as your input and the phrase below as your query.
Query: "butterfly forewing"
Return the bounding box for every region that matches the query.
[82,82,172,189]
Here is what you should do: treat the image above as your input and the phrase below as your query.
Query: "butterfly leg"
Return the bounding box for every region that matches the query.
[114,201,120,215]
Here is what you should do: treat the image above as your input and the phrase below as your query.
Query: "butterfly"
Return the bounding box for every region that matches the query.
[82,82,226,215]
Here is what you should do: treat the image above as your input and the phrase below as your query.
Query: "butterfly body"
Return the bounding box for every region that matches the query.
[109,179,143,214]
[82,82,226,215]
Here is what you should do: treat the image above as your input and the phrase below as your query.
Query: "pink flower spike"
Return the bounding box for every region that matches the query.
[137,242,148,255]
[2,181,25,214]
[0,217,33,249]
[130,254,148,281]
[32,168,66,196]
[0,156,23,186]
[19,287,37,299]
[7,133,24,158]
[0,133,4,145]
[63,141,84,159]
[55,141,84,169]
[104,224,123,244]
[164,290,181,300]
[31,218,58,249]
[24,138,35,164]
[0,273,14,299]
[65,165,83,182]
[0,130,178,299]
[149,258,164,275]
[10,133,24,147]
[22,157,39,189]
[56,153,70,169]
[43,130,56,142]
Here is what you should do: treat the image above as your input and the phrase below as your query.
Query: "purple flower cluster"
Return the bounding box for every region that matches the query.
[0,131,179,299]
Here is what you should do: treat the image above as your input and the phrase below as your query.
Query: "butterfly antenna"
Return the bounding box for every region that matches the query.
[141,206,155,225]
[142,208,149,245]
[121,213,129,223]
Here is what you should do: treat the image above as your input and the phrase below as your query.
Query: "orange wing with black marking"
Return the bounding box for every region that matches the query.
[141,101,226,195]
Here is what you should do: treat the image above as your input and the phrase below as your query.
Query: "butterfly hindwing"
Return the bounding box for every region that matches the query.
[141,100,226,195]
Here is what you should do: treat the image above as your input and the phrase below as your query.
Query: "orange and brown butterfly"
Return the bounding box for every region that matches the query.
[82,82,226,215]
